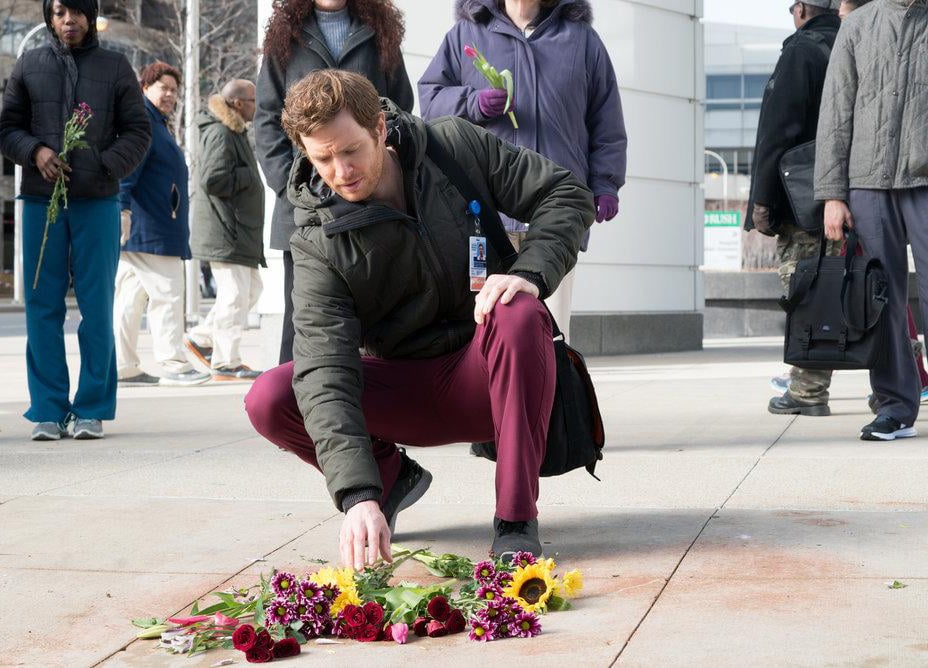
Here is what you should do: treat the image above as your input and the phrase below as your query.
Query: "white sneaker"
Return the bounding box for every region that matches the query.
[159,369,210,386]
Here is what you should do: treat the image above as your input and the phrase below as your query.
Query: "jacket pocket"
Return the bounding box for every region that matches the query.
[848,101,876,180]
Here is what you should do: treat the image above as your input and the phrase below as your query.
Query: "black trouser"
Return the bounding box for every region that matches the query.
[279,250,295,364]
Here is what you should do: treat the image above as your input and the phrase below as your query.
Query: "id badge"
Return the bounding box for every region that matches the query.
[469,235,487,291]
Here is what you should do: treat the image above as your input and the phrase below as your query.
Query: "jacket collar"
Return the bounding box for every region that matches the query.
[456,0,592,24]
[206,94,246,133]
[300,12,375,66]
[143,97,172,126]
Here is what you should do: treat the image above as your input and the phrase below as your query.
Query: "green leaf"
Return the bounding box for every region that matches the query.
[888,580,908,589]
[190,601,200,615]
[130,617,162,629]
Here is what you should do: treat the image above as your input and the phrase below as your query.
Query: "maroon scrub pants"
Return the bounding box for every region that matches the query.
[245,293,555,521]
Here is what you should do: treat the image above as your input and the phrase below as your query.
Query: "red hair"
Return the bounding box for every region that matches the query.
[139,61,181,88]
[262,0,404,74]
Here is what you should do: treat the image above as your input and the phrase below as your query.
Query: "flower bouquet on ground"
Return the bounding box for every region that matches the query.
[463,44,518,129]
[132,547,583,660]
[33,102,92,289]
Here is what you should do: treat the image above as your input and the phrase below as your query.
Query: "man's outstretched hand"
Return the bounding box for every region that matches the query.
[474,274,540,325]
[340,500,393,570]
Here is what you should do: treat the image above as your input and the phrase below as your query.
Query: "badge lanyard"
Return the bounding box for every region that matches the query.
[467,199,487,291]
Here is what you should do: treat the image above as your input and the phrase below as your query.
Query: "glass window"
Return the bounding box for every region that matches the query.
[743,74,770,99]
[706,75,741,100]
[707,102,743,111]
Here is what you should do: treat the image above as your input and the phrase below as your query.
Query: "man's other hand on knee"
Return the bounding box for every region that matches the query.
[339,500,393,570]
[474,274,540,325]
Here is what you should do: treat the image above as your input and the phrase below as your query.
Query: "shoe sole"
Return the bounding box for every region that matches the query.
[74,430,104,440]
[768,403,831,417]
[118,380,160,387]
[31,433,62,441]
[388,468,433,536]
[184,339,212,367]
[212,375,258,382]
[159,376,211,387]
[860,427,917,441]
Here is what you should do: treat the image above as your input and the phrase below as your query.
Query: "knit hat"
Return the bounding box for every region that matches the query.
[800,0,841,9]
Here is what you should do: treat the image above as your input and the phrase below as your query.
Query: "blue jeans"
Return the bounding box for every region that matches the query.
[22,196,120,423]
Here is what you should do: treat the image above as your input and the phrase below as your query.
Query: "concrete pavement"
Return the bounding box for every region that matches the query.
[1,315,926,666]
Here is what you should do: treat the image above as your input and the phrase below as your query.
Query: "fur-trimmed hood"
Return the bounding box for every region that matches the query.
[455,0,592,24]
[204,94,247,133]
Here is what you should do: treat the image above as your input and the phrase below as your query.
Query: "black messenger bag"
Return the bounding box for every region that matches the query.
[779,229,889,370]
[424,128,605,478]
[780,140,823,232]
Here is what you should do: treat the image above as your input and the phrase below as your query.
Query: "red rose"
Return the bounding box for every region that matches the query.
[357,624,381,642]
[232,624,257,651]
[426,595,451,622]
[272,637,301,658]
[426,620,448,638]
[343,604,366,628]
[245,646,273,663]
[413,616,430,637]
[444,609,466,634]
[255,629,273,650]
[362,601,385,625]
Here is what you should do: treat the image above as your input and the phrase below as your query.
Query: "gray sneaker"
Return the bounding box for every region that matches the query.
[492,517,543,563]
[31,421,68,441]
[381,448,432,535]
[73,418,104,440]
[119,372,161,386]
[159,369,210,386]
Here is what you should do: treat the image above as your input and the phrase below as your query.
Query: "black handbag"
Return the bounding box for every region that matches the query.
[779,140,823,232]
[779,229,889,370]
[424,128,605,478]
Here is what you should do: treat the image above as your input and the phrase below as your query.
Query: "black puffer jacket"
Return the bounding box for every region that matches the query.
[288,101,594,509]
[0,33,151,198]
[255,13,414,251]
[745,14,839,231]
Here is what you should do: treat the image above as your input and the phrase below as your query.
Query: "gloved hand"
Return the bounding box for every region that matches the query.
[594,194,619,223]
[477,88,510,119]
[120,209,132,246]
[752,203,774,236]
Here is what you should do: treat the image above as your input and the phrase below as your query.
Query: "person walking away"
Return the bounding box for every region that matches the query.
[0,0,150,440]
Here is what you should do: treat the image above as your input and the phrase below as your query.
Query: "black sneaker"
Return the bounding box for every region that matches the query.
[860,415,917,441]
[492,517,542,562]
[381,448,432,535]
[768,392,830,416]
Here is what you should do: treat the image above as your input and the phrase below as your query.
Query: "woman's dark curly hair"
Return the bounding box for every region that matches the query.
[263,0,405,74]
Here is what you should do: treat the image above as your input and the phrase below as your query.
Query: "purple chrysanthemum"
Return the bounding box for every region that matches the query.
[494,571,514,589]
[477,598,511,625]
[474,560,497,584]
[468,617,496,642]
[510,551,536,568]
[300,608,330,638]
[513,611,541,638]
[495,620,513,639]
[296,579,323,603]
[270,571,297,598]
[476,584,502,602]
[319,583,340,602]
[265,597,296,626]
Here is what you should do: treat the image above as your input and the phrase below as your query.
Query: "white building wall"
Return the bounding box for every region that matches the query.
[256,0,704,349]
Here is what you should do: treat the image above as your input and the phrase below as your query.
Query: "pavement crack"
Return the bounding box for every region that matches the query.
[611,416,798,665]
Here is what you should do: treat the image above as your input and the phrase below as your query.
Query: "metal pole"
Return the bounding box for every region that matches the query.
[704,149,729,211]
[183,0,200,322]
[12,23,47,304]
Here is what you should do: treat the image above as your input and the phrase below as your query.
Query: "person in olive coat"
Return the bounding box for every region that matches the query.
[187,80,266,381]
[255,0,414,364]
[0,0,150,441]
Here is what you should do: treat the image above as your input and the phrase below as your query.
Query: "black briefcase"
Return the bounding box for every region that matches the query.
[779,230,888,370]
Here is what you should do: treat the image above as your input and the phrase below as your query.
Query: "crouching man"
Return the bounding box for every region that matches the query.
[244,70,593,569]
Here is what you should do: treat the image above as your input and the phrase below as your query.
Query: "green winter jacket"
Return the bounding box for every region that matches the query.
[191,95,266,268]
[288,101,594,509]
[814,0,928,201]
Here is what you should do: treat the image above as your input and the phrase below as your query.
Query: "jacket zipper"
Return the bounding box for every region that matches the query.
[405,173,455,316]
[171,183,179,219]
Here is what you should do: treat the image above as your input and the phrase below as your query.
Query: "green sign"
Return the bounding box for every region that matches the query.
[704,211,742,227]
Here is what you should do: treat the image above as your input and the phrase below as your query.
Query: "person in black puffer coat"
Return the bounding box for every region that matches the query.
[0,0,150,441]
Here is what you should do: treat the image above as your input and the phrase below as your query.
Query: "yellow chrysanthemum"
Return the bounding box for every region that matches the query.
[503,563,558,613]
[562,569,583,598]
[309,566,361,615]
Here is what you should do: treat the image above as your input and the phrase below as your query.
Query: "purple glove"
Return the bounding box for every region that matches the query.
[477,88,509,119]
[594,194,619,223]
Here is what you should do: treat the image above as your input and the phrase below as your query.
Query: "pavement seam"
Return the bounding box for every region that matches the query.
[93,513,339,667]
[31,435,258,496]
[610,416,798,666]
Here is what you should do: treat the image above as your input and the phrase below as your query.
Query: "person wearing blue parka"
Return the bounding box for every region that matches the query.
[418,0,627,343]
[114,61,210,388]
[0,0,151,441]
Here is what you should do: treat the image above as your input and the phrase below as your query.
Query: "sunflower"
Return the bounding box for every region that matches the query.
[309,566,361,615]
[561,569,583,597]
[503,562,558,613]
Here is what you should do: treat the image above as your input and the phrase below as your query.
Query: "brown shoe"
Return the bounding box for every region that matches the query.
[185,336,212,367]
[212,365,262,381]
